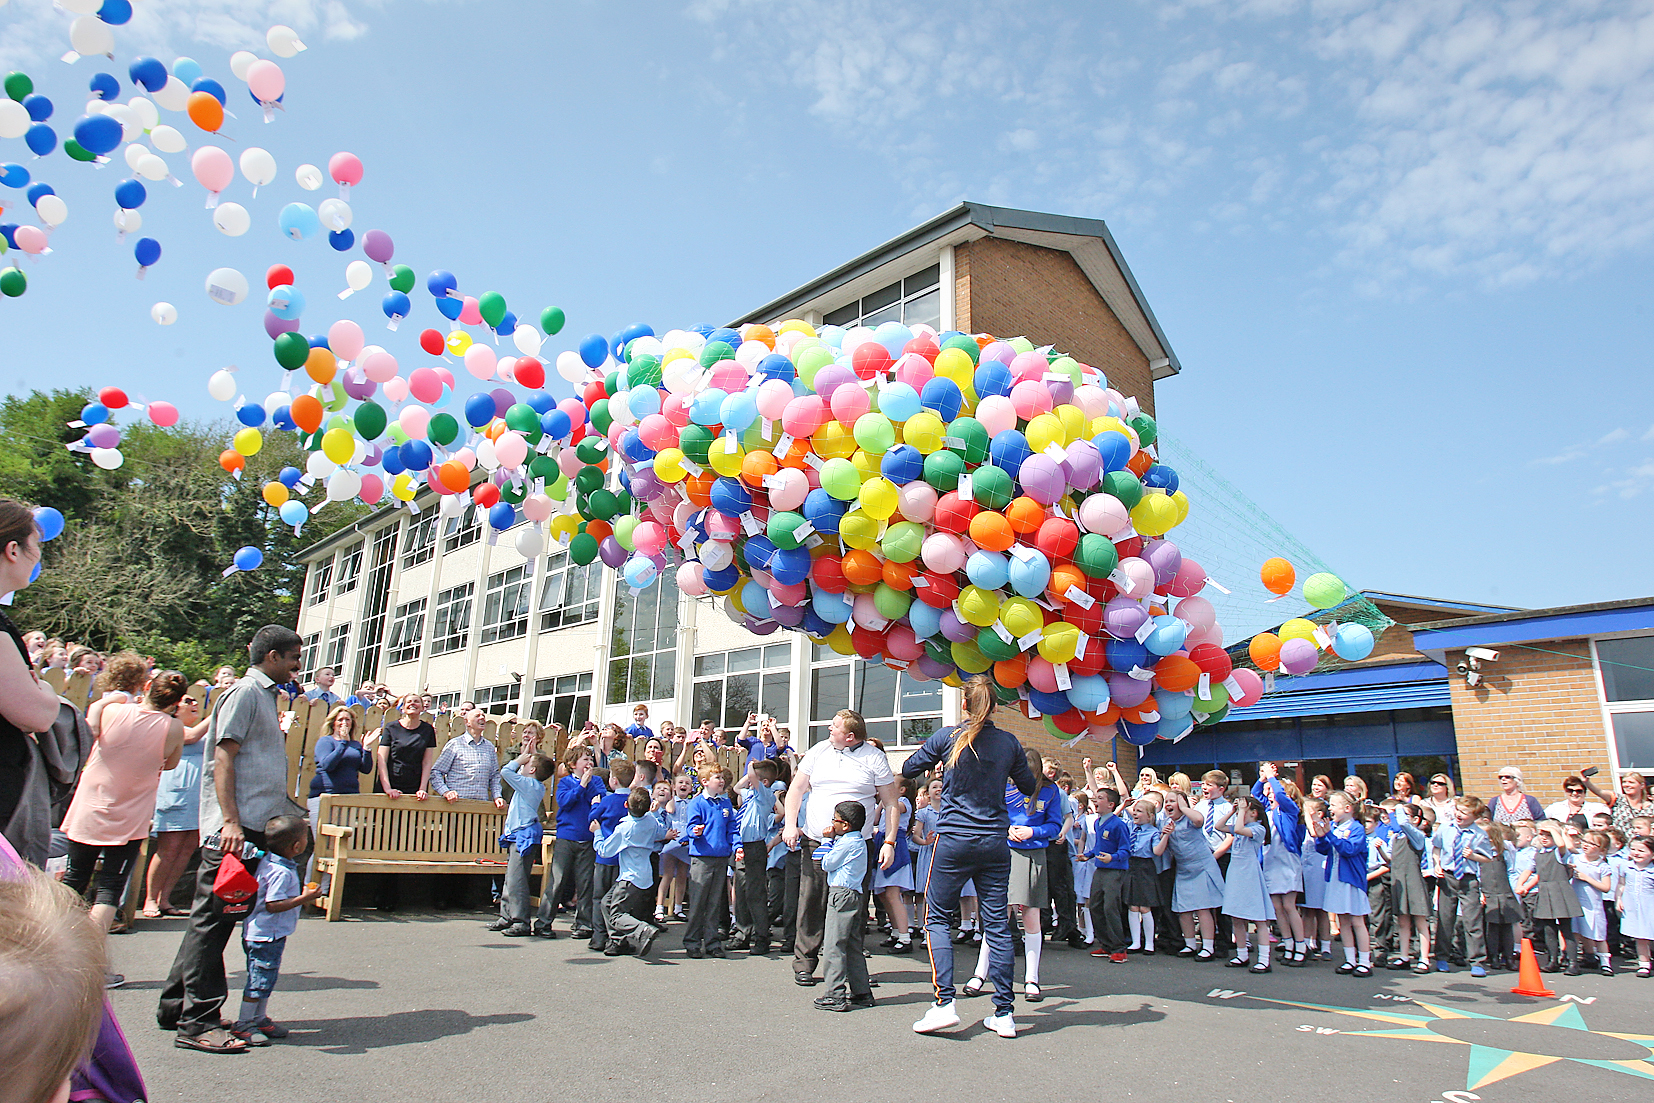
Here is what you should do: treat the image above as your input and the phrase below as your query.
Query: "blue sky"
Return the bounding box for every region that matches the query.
[1,0,1650,613]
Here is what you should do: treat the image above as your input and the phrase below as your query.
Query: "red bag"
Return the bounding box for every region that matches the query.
[212,852,258,905]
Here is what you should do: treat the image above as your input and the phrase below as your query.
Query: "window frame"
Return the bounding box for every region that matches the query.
[307,558,333,607]
[401,514,438,570]
[820,262,942,331]
[323,622,351,673]
[531,672,595,731]
[430,582,474,657]
[691,643,793,736]
[539,549,601,633]
[386,597,427,667]
[335,544,364,595]
[807,643,943,749]
[1593,633,1654,773]
[607,581,678,706]
[480,564,532,645]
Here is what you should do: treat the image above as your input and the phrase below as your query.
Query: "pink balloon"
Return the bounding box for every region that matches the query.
[452,447,477,470]
[146,400,179,427]
[892,353,934,388]
[557,449,583,478]
[768,468,808,511]
[771,581,808,607]
[851,593,884,629]
[677,561,708,596]
[1175,595,1216,632]
[191,146,233,194]
[1010,351,1047,382]
[458,296,483,326]
[1117,557,1155,597]
[494,432,528,469]
[381,375,410,404]
[975,394,1017,437]
[1166,558,1208,598]
[886,623,925,661]
[1073,384,1109,418]
[829,383,870,425]
[781,395,828,437]
[328,152,364,186]
[662,394,691,427]
[1027,657,1059,694]
[633,521,667,555]
[12,225,46,254]
[1010,379,1053,420]
[408,367,444,404]
[463,344,496,381]
[920,532,967,574]
[398,405,429,438]
[327,320,364,362]
[1230,668,1265,707]
[362,350,399,383]
[755,379,793,420]
[358,473,384,505]
[558,398,587,430]
[708,362,748,392]
[1077,493,1130,536]
[246,60,286,103]
[638,414,677,451]
[898,482,937,523]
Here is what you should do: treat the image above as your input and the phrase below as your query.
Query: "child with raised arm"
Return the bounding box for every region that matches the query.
[1156,787,1223,959]
[1215,796,1275,972]
[813,800,876,1012]
[1310,791,1374,977]
[1385,802,1434,974]
[595,788,674,957]
[1252,763,1308,965]
[1568,830,1615,976]
[490,740,553,938]
[1086,787,1131,963]
[234,815,323,1045]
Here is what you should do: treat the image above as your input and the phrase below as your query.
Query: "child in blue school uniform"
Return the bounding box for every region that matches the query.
[1310,790,1374,977]
[1125,799,1165,956]
[595,787,674,957]
[1215,796,1274,973]
[682,765,736,958]
[587,761,637,952]
[656,772,695,923]
[731,759,781,954]
[490,748,553,938]
[813,801,875,1013]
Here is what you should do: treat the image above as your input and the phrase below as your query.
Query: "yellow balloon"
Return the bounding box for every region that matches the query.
[661,347,696,367]
[1171,489,1190,525]
[1279,618,1319,644]
[706,436,745,477]
[950,638,992,674]
[445,330,472,356]
[653,447,688,483]
[826,623,856,656]
[391,473,416,501]
[233,427,263,457]
[726,587,747,615]
[839,509,881,551]
[941,671,965,689]
[999,596,1043,638]
[958,585,1002,628]
[1130,492,1179,537]
[811,420,856,460]
[1025,412,1064,453]
[1037,622,1080,664]
[850,449,880,480]
[321,427,355,464]
[934,347,974,388]
[261,481,288,508]
[1053,403,1085,444]
[778,319,817,338]
[550,514,579,541]
[858,476,898,520]
[902,410,944,454]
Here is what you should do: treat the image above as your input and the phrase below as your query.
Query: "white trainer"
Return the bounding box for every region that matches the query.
[912,1000,961,1034]
[983,1011,1018,1038]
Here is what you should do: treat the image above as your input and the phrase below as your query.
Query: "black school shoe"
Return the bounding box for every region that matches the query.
[814,995,851,1012]
[795,970,819,986]
[502,922,532,937]
[848,993,876,1009]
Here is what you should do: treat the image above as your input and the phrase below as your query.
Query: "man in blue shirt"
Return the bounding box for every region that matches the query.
[1087,788,1131,962]
[490,747,552,937]
[595,788,672,957]
[814,801,876,1012]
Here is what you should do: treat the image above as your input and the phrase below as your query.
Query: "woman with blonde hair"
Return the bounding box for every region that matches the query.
[306,706,375,887]
[142,688,210,918]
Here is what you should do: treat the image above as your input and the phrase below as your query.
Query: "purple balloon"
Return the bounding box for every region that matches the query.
[1141,539,1183,587]
[938,609,975,643]
[1103,596,1148,640]
[1063,439,1102,490]
[744,617,780,636]
[812,363,857,400]
[1046,378,1075,407]
[978,341,1016,366]
[263,309,301,340]
[916,654,953,679]
[1105,671,1153,709]
[489,388,515,418]
[598,536,627,568]
[362,229,394,263]
[772,603,805,627]
[362,443,383,466]
[1279,637,1319,675]
[629,469,665,500]
[1017,454,1066,505]
[341,368,377,401]
[86,423,121,448]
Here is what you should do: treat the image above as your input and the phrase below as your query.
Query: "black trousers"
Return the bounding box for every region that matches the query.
[1044,841,1078,938]
[588,863,619,949]
[733,842,771,947]
[158,830,268,1035]
[794,837,875,975]
[780,847,801,948]
[63,839,142,907]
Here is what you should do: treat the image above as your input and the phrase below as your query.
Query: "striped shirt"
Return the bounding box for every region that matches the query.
[429,732,502,801]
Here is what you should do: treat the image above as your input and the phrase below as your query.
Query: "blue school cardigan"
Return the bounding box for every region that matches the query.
[1314,819,1368,890]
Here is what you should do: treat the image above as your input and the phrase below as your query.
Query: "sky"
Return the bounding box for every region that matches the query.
[0,0,1650,614]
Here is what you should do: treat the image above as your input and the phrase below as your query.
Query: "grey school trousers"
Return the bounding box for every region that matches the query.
[603,879,657,953]
[498,846,533,924]
[684,855,729,951]
[823,886,872,999]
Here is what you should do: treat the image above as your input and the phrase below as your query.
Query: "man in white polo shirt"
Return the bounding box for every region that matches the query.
[782,709,900,987]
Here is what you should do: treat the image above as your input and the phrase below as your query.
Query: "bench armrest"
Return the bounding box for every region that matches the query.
[320,824,355,838]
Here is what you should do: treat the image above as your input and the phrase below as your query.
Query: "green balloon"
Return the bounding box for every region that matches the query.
[478,291,507,329]
[1101,470,1143,510]
[795,345,835,386]
[946,417,990,464]
[873,582,912,621]
[64,139,95,163]
[853,412,895,455]
[587,488,619,521]
[1303,572,1348,610]
[499,480,527,505]
[612,515,638,552]
[971,464,1014,509]
[923,638,953,667]
[387,264,415,293]
[698,341,736,369]
[545,471,569,500]
[1074,532,1120,579]
[4,72,32,102]
[273,331,310,370]
[627,355,662,388]
[1128,413,1158,447]
[588,398,612,435]
[504,402,541,436]
[881,520,925,563]
[922,449,964,492]
[0,267,25,298]
[527,453,558,479]
[540,306,565,335]
[353,401,387,440]
[940,334,980,364]
[679,424,713,466]
[427,412,460,447]
[819,457,862,501]
[569,532,599,566]
[976,625,1021,662]
[575,438,606,466]
[767,511,808,550]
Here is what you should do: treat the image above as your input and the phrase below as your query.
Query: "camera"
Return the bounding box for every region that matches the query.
[1465,647,1499,662]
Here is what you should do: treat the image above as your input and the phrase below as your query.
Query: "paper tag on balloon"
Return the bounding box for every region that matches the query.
[1033,596,1058,612]
[1124,396,1141,419]
[1222,675,1242,698]
[1042,443,1068,462]
[1110,524,1137,543]
[1027,702,1041,718]
[741,514,762,536]
[992,622,1014,644]
[1133,619,1155,644]
[1017,630,1044,649]
[1138,709,1160,723]
[1009,545,1039,563]
[1127,665,1155,682]
[943,436,965,449]
[1082,371,1101,386]
[678,532,696,553]
[1074,631,1088,659]
[775,432,794,453]
[866,614,889,631]
[1206,577,1231,595]
[1108,567,1131,590]
[956,473,972,498]
[804,534,824,548]
[1054,663,1072,691]
[1312,627,1330,649]
[680,460,703,477]
[794,522,815,539]
[912,575,929,587]
[1043,372,1067,383]
[802,453,825,470]
[759,418,774,440]
[886,658,909,669]
[951,600,965,621]
[1264,672,1275,693]
[1197,673,1212,700]
[1064,586,1095,609]
[761,473,784,490]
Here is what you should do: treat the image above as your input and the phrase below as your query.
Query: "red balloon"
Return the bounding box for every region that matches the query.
[98,386,129,410]
[915,570,959,609]
[515,356,545,389]
[902,337,941,363]
[850,342,893,380]
[472,482,500,509]
[810,555,847,593]
[1069,602,1105,636]
[931,491,978,534]
[1036,517,1079,561]
[850,624,889,659]
[1069,647,1106,676]
[1188,642,1233,681]
[266,264,294,290]
[582,380,607,406]
[419,328,445,356]
[1050,708,1087,735]
[1115,535,1144,561]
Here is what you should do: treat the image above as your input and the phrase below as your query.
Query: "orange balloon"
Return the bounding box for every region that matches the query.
[685,471,715,507]
[881,559,920,590]
[740,449,778,488]
[741,324,777,350]
[1260,557,1295,596]
[187,90,225,133]
[1096,702,1122,725]
[1005,496,1046,535]
[1249,631,1283,672]
[1048,563,1087,602]
[1127,450,1153,477]
[218,449,245,474]
[1154,655,1201,692]
[484,418,507,441]
[585,519,613,542]
[305,347,337,384]
[994,655,1029,687]
[437,460,469,493]
[841,549,883,587]
[288,394,323,433]
[1122,703,1156,725]
[968,510,1014,551]
[776,437,812,469]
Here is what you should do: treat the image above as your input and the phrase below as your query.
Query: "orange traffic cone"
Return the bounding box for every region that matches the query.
[1511,936,1555,998]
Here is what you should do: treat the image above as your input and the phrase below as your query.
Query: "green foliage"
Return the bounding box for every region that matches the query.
[0,388,369,655]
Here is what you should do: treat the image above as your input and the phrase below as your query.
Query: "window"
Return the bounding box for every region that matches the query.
[531,673,594,731]
[472,682,521,713]
[808,643,943,748]
[298,632,320,684]
[335,544,363,595]
[540,549,600,632]
[692,643,792,734]
[821,264,941,331]
[350,526,398,686]
[402,514,437,570]
[608,581,678,705]
[324,623,351,672]
[386,598,426,666]
[431,582,473,656]
[307,558,333,607]
[429,691,461,713]
[481,565,532,645]
[443,504,480,553]
[1597,635,1654,770]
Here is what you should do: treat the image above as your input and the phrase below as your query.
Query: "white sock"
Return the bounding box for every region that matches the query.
[973,938,991,981]
[238,999,259,1026]
[1358,950,1371,967]
[1128,912,1142,949]
[1201,938,1214,952]
[1321,939,1333,952]
[1184,936,1197,951]
[1141,912,1154,949]
[1258,941,1271,967]
[1083,913,1094,941]
[1344,946,1356,965]
[1025,936,1043,985]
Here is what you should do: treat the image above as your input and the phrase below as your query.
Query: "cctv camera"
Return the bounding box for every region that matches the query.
[1465,671,1482,688]
[1455,661,1470,676]
[1465,647,1500,662]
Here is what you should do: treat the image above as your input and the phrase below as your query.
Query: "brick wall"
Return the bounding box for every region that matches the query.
[954,238,1157,415]
[1445,639,1612,802]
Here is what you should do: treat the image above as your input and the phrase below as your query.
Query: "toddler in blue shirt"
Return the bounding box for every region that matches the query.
[814,801,874,1012]
[236,815,322,1045]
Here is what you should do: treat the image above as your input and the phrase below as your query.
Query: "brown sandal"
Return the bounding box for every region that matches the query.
[174,1028,248,1054]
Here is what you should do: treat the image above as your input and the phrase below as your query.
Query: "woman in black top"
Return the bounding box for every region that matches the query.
[901,675,1037,1038]
[375,693,436,798]
[0,501,62,855]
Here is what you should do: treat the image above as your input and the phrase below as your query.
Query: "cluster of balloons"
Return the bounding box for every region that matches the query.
[68,385,180,470]
[1246,558,1373,676]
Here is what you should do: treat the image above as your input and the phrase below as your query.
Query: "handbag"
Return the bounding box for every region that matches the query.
[212,850,259,905]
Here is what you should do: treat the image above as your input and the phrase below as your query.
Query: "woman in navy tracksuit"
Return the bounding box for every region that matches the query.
[902,676,1038,1038]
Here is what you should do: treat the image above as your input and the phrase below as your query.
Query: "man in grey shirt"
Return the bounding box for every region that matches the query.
[159,625,305,1053]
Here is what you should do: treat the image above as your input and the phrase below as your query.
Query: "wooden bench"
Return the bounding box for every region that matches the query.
[314,794,552,921]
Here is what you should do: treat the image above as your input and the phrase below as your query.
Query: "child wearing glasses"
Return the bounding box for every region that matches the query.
[813,801,875,1012]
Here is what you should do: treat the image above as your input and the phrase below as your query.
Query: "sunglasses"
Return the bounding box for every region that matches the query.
[1431,779,1448,785]
[1497,775,1516,780]
[1566,788,1585,795]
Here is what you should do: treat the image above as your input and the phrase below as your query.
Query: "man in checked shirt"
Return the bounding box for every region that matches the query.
[429,708,507,910]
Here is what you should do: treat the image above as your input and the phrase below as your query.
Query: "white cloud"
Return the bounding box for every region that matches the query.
[1599,427,1631,444]
[1595,458,1654,498]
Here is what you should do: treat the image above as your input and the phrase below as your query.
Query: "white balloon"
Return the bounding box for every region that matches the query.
[327,469,362,502]
[205,267,249,305]
[294,163,323,190]
[149,124,185,153]
[475,438,498,471]
[496,355,517,382]
[213,202,251,236]
[306,451,336,478]
[317,198,352,231]
[103,103,136,142]
[239,147,276,187]
[69,15,114,57]
[125,96,158,131]
[266,24,307,57]
[35,195,67,227]
[123,142,148,170]
[556,350,586,383]
[151,302,178,326]
[230,51,259,82]
[264,392,290,413]
[438,493,465,519]
[0,101,24,141]
[91,447,124,470]
[512,324,542,356]
[113,208,141,233]
[207,369,238,402]
[136,154,169,182]
[514,528,544,559]
[62,0,102,13]
[343,260,372,292]
[152,77,189,113]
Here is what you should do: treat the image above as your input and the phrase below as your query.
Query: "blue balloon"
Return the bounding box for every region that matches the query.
[278,203,320,241]
[709,477,751,516]
[114,177,145,209]
[232,546,264,572]
[989,429,1031,477]
[619,428,654,465]
[1068,675,1111,713]
[171,57,203,87]
[1028,688,1071,716]
[907,600,942,639]
[379,449,406,476]
[307,333,330,350]
[27,561,39,584]
[525,391,555,415]
[875,321,913,359]
[433,295,463,321]
[278,500,308,529]
[269,405,296,432]
[236,403,266,428]
[540,409,571,440]
[1095,432,1132,473]
[1143,464,1179,494]
[488,502,517,531]
[756,353,796,382]
[740,581,773,619]
[622,555,659,589]
[1121,719,1159,746]
[578,333,609,368]
[878,382,922,423]
[25,183,54,207]
[689,388,726,427]
[1142,615,1188,656]
[879,444,924,485]
[626,386,661,419]
[129,57,167,92]
[770,546,811,586]
[800,610,833,638]
[1105,638,1150,673]
[811,587,852,625]
[426,270,457,298]
[33,506,65,542]
[381,291,410,321]
[22,95,52,122]
[133,237,161,267]
[719,390,757,432]
[707,327,741,348]
[97,0,133,24]
[494,310,517,337]
[702,563,739,592]
[919,377,963,421]
[461,393,496,429]
[248,87,283,107]
[72,114,121,155]
[1333,624,1375,661]
[278,466,302,488]
[1155,690,1194,721]
[973,360,1014,399]
[399,440,432,471]
[802,488,846,534]
[189,77,226,105]
[24,124,55,157]
[0,225,15,250]
[1007,551,1050,599]
[328,228,355,252]
[266,285,305,321]
[80,403,109,425]
[0,164,27,189]
[88,74,119,102]
[965,550,1010,591]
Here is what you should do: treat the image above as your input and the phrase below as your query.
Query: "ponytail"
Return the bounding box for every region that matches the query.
[945,675,996,769]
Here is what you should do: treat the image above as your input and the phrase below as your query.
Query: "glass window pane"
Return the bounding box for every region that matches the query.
[862,280,900,313]
[579,673,592,691]
[904,264,940,294]
[653,650,675,696]
[764,643,791,668]
[902,716,939,746]
[629,656,653,702]
[725,673,759,730]
[694,680,723,732]
[902,288,940,330]
[696,653,726,677]
[823,301,860,327]
[729,648,761,673]
[761,673,790,723]
[811,665,851,722]
[608,658,629,704]
[1600,637,1654,702]
[900,674,942,713]
[866,720,897,744]
[862,302,901,327]
[1613,711,1654,770]
[854,663,898,720]
[812,643,836,663]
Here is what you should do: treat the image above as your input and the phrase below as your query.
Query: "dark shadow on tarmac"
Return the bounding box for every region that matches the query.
[285,1009,535,1054]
